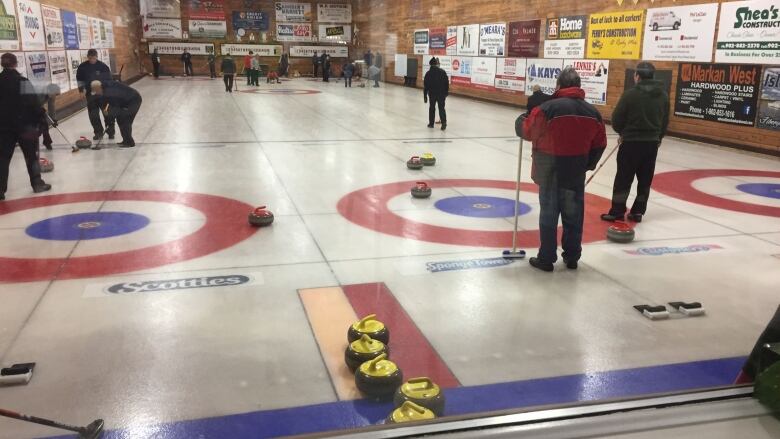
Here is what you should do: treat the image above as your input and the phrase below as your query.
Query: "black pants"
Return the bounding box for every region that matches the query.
[609,141,660,216]
[153,62,160,78]
[0,129,44,196]
[313,63,319,77]
[428,95,447,125]
[223,74,234,92]
[184,61,193,76]
[344,76,352,87]
[86,94,115,137]
[323,68,329,82]
[116,98,142,144]
[209,63,216,78]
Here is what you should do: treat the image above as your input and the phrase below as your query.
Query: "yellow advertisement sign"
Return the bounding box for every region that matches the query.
[587,10,644,60]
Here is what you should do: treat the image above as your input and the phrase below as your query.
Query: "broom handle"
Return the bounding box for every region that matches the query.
[511,138,524,252]
[586,142,621,187]
[0,408,81,433]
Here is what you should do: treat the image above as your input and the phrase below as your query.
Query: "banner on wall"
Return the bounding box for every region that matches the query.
[525,58,563,95]
[100,48,110,68]
[587,10,644,60]
[642,3,719,62]
[544,15,586,59]
[89,17,102,48]
[716,0,780,64]
[758,68,780,131]
[414,29,429,55]
[76,13,90,49]
[507,20,539,58]
[471,57,497,90]
[456,24,479,56]
[289,45,347,57]
[422,54,452,79]
[0,0,20,51]
[105,19,114,48]
[143,17,182,39]
[18,0,45,51]
[148,41,215,55]
[276,23,313,42]
[189,20,227,39]
[66,49,80,89]
[12,51,26,74]
[275,2,312,23]
[479,23,506,56]
[446,26,457,55]
[221,43,281,57]
[449,55,472,86]
[61,10,79,50]
[495,57,527,93]
[564,59,609,105]
[232,11,269,33]
[41,4,64,49]
[25,51,49,86]
[318,24,350,43]
[317,3,351,23]
[429,27,446,55]
[141,0,180,18]
[674,62,762,126]
[48,50,69,91]
[187,0,224,20]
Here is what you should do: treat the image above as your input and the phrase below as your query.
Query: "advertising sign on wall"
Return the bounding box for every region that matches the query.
[414,28,429,55]
[187,0,224,20]
[642,3,719,62]
[457,24,479,56]
[428,27,446,55]
[544,15,587,59]
[446,26,457,55]
[507,20,540,58]
[141,0,180,18]
[143,17,182,39]
[105,19,114,48]
[317,3,351,23]
[12,51,26,74]
[422,54,452,80]
[449,55,473,86]
[221,43,281,56]
[66,49,80,89]
[318,24,350,42]
[276,23,313,42]
[76,13,90,49]
[89,17,102,48]
[148,41,215,55]
[479,23,506,56]
[275,2,312,23]
[189,19,226,39]
[758,68,780,131]
[716,0,780,64]
[41,4,64,49]
[587,10,644,60]
[0,0,20,51]
[232,11,269,33]
[525,58,563,95]
[471,57,497,90]
[61,10,79,50]
[25,51,49,86]
[18,0,46,51]
[495,57,527,93]
[289,45,347,58]
[564,59,609,105]
[675,62,762,126]
[48,50,69,91]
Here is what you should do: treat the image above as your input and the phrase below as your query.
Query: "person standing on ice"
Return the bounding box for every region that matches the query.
[517,67,606,272]
[601,61,669,224]
[423,57,449,130]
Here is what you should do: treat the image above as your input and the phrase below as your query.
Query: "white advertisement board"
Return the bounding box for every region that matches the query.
[289,45,348,57]
[525,58,563,95]
[189,20,227,39]
[12,51,26,75]
[18,0,46,51]
[318,24,350,42]
[446,26,457,55]
[472,57,497,88]
[25,51,49,86]
[105,19,114,48]
[41,4,64,49]
[414,28,429,55]
[48,50,69,91]
[76,13,90,49]
[456,24,479,56]
[716,0,780,64]
[394,53,407,77]
[276,23,313,42]
[141,0,181,19]
[142,17,182,39]
[495,57,527,93]
[564,59,609,105]
[317,3,351,23]
[90,16,102,49]
[148,41,215,55]
[275,2,312,23]
[479,23,506,56]
[643,3,719,62]
[221,44,282,56]
[544,15,587,59]
[66,49,80,89]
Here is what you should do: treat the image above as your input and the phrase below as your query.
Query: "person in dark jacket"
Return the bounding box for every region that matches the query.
[343,60,355,87]
[518,67,607,272]
[76,49,114,140]
[207,52,217,79]
[221,53,236,93]
[91,80,142,148]
[181,49,193,77]
[602,62,669,223]
[423,57,449,130]
[39,83,60,150]
[364,50,373,67]
[322,55,331,82]
[312,53,319,77]
[0,53,51,200]
[526,85,552,114]
[278,53,289,78]
[736,305,780,384]
[151,49,161,79]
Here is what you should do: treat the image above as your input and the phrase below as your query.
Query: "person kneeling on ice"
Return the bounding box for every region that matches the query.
[516,67,607,272]
[91,80,142,148]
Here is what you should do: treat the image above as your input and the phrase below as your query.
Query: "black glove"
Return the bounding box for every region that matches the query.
[424,95,428,104]
[51,119,58,128]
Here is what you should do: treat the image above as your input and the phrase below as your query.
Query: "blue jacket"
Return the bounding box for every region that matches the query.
[343,63,355,78]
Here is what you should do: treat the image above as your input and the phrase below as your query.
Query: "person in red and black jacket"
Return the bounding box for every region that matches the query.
[517,67,607,272]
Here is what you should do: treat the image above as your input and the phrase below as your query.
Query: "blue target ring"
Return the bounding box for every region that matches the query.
[736,183,780,200]
[26,212,151,241]
[434,196,532,218]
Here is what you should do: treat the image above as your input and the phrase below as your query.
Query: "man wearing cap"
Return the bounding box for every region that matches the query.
[423,57,449,131]
[0,53,51,200]
[76,49,115,140]
[602,61,669,223]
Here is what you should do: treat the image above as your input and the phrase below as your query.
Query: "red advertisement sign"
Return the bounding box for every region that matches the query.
[188,0,225,20]
[429,27,446,55]
[508,20,541,58]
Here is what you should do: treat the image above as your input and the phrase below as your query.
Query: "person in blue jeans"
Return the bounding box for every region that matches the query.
[517,67,607,272]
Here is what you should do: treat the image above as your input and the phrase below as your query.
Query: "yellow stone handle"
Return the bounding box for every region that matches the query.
[367,353,387,371]
[407,377,434,390]
[400,401,427,415]
[357,314,377,329]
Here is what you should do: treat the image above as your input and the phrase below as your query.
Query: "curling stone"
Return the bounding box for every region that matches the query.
[248,206,274,227]
[344,334,388,372]
[420,153,436,166]
[406,156,424,170]
[411,181,432,199]
[386,401,436,424]
[355,353,403,399]
[606,222,635,243]
[39,158,54,173]
[348,314,389,344]
[75,136,92,149]
[393,377,445,416]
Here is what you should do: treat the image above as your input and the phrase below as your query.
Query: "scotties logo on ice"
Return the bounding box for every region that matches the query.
[107,275,251,294]
[427,257,515,273]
